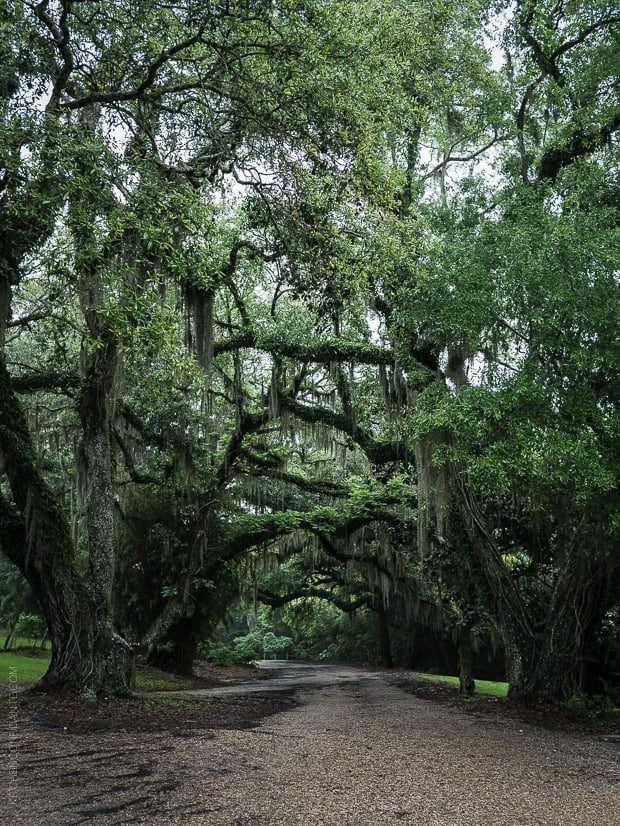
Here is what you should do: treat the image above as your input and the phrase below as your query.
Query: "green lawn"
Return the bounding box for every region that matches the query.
[413,671,509,698]
[0,649,210,692]
[2,635,51,650]
[133,665,215,692]
[0,649,51,684]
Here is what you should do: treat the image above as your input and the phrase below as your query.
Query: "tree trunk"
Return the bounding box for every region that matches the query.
[0,354,132,698]
[76,334,133,699]
[146,615,200,675]
[451,463,617,705]
[402,628,417,670]
[376,602,394,668]
[451,466,534,694]
[143,595,195,672]
[457,629,475,696]
[510,547,611,704]
[142,508,211,674]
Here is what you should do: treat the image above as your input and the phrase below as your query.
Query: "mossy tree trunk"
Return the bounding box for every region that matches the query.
[0,353,132,696]
[76,333,133,698]
[509,546,613,704]
[457,629,475,696]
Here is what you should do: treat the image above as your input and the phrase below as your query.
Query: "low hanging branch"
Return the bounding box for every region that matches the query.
[278,392,408,466]
[237,447,351,498]
[214,327,394,365]
[258,586,372,613]
[218,496,406,563]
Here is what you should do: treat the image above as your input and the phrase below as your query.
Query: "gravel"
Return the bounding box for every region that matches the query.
[2,668,618,825]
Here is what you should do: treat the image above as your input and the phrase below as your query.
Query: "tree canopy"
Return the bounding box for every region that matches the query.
[0,0,618,705]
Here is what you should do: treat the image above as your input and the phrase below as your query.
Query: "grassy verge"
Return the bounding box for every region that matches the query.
[133,664,219,692]
[2,635,51,650]
[0,649,219,692]
[0,648,51,684]
[413,671,509,698]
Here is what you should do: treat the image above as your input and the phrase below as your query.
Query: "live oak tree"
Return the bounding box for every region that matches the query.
[159,0,618,702]
[0,0,430,693]
[381,0,620,702]
[1,0,617,707]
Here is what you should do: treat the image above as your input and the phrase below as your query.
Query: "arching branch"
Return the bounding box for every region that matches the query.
[278,392,408,467]
[214,328,394,365]
[258,587,372,613]
[537,113,620,182]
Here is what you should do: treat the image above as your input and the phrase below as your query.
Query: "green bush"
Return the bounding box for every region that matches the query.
[563,693,620,727]
[198,625,294,665]
[197,640,237,665]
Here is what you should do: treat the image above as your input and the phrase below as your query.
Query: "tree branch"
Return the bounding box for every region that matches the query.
[10,370,81,394]
[258,587,371,612]
[279,392,408,467]
[537,112,620,182]
[214,328,394,365]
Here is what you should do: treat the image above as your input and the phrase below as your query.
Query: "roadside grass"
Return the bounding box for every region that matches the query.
[1,648,511,697]
[2,635,51,650]
[413,671,509,698]
[1,652,617,731]
[134,665,217,692]
[0,649,51,684]
[0,648,216,692]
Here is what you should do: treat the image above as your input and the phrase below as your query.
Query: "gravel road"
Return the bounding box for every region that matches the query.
[3,662,618,825]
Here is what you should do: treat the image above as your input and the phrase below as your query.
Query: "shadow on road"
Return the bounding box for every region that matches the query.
[172,660,385,697]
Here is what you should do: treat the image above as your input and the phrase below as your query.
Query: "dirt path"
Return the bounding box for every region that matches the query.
[2,664,618,825]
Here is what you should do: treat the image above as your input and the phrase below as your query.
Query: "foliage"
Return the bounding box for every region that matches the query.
[562,693,620,729]
[10,613,46,646]
[0,0,617,705]
[198,608,294,665]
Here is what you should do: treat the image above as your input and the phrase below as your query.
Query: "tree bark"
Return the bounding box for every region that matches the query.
[450,466,534,694]
[510,546,612,704]
[79,336,119,612]
[146,614,200,675]
[142,508,208,675]
[0,353,132,698]
[450,463,617,704]
[457,629,475,696]
[77,333,133,698]
[376,602,394,669]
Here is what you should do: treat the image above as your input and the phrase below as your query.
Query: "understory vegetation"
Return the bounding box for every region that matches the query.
[0,0,618,708]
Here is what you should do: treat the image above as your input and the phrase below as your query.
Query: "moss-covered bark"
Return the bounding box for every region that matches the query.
[0,353,132,697]
[509,547,612,704]
[78,335,119,614]
[457,630,475,696]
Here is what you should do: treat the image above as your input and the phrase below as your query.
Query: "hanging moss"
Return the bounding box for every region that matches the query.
[183,284,215,371]
[415,430,450,560]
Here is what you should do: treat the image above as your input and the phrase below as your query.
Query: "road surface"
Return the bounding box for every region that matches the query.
[4,661,619,825]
